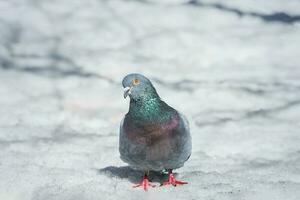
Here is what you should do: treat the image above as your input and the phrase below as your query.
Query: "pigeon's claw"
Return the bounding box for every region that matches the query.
[132,175,156,191]
[161,172,188,187]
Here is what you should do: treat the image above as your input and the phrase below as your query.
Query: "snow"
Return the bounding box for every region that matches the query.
[1,0,300,199]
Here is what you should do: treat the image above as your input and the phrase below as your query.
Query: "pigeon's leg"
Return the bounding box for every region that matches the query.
[162,169,188,186]
[132,171,156,191]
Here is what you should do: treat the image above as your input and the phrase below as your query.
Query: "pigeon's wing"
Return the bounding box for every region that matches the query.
[119,116,126,151]
[179,113,190,132]
[119,116,129,164]
[178,112,192,162]
[119,116,125,134]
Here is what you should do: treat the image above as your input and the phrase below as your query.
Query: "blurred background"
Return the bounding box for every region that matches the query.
[0,0,300,199]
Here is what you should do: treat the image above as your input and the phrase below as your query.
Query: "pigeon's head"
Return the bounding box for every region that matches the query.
[122,73,159,100]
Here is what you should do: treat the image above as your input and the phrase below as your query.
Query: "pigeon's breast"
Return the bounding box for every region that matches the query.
[123,113,180,146]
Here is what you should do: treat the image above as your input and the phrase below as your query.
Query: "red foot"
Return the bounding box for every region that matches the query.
[162,173,187,187]
[132,175,156,191]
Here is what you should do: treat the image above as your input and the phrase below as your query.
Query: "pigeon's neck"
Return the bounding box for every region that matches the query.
[128,97,173,124]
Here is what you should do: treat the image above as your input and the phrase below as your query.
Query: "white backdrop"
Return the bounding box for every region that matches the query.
[0,0,300,199]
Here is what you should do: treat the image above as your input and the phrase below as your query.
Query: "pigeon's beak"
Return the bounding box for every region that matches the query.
[123,86,132,99]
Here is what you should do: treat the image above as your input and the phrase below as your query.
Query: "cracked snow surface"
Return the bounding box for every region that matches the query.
[1,0,300,199]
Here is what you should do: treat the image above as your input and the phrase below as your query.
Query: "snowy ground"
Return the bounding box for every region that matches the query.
[1,0,300,199]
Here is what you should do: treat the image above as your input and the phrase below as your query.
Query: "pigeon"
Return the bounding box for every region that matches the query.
[119,73,192,191]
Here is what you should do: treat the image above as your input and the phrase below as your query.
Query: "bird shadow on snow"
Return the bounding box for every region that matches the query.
[98,166,173,184]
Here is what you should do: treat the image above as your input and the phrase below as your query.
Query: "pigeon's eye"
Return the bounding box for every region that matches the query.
[132,78,140,86]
